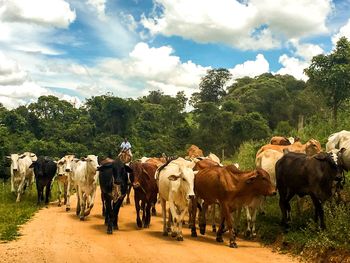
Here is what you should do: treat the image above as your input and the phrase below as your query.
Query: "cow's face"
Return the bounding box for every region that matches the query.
[305,139,322,155]
[9,154,19,172]
[128,163,143,189]
[245,169,277,196]
[57,155,75,175]
[85,155,99,172]
[168,166,195,199]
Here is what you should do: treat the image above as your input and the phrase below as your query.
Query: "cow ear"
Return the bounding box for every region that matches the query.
[340,147,347,154]
[193,170,199,175]
[6,156,10,159]
[245,175,257,184]
[168,174,180,181]
[314,152,327,160]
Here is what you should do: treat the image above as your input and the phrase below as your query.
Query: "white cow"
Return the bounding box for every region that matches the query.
[72,155,99,221]
[8,152,37,202]
[326,130,350,170]
[156,157,196,241]
[56,155,76,210]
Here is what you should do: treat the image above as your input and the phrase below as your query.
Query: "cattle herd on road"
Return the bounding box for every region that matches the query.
[6,130,350,248]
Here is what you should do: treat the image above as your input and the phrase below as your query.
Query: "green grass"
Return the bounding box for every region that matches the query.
[0,180,59,241]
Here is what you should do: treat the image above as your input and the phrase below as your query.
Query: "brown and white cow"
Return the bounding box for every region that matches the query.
[270,136,292,146]
[56,155,76,211]
[191,165,276,248]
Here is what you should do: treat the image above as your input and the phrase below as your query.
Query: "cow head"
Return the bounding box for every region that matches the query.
[305,139,322,156]
[168,166,195,199]
[245,168,277,196]
[8,154,23,172]
[57,155,75,176]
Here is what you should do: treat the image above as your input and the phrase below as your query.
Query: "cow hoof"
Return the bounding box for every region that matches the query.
[58,203,61,207]
[216,237,224,243]
[191,231,197,237]
[199,228,206,235]
[80,217,85,221]
[66,207,70,212]
[212,225,217,233]
[252,232,257,238]
[245,230,251,238]
[177,236,184,241]
[107,229,113,235]
[114,225,119,230]
[229,242,238,248]
[171,232,177,238]
[162,231,168,236]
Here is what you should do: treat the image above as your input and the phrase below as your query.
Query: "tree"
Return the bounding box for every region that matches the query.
[191,68,231,106]
[305,37,350,127]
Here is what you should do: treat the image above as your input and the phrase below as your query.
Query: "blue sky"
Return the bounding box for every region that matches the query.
[0,0,350,108]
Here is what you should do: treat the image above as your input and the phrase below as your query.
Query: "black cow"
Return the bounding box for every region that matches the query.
[98,158,130,234]
[276,150,345,229]
[29,157,57,205]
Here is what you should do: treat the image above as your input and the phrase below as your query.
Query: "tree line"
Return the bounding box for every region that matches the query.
[1,37,350,179]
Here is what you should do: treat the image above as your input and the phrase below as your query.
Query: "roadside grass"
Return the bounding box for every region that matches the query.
[0,180,60,241]
[232,140,350,261]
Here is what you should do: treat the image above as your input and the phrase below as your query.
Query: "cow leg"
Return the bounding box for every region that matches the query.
[76,186,81,216]
[311,195,325,229]
[232,207,241,236]
[113,197,124,230]
[211,204,217,233]
[160,198,168,236]
[246,206,258,238]
[144,201,151,228]
[11,174,15,193]
[199,202,208,235]
[279,192,293,229]
[223,203,237,248]
[135,196,142,228]
[57,181,62,207]
[104,196,113,234]
[191,197,198,237]
[16,177,26,202]
[141,200,147,227]
[84,187,96,216]
[66,180,72,212]
[79,190,86,221]
[63,182,68,205]
[168,202,177,238]
[176,207,187,241]
[216,217,225,243]
[101,192,106,217]
[45,182,52,205]
[36,181,42,205]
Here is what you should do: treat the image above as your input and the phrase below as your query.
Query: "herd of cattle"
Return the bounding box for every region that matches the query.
[6,130,350,248]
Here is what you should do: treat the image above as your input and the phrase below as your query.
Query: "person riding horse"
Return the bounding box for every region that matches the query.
[119,138,132,162]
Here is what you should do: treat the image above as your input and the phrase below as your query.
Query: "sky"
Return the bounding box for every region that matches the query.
[1,0,350,109]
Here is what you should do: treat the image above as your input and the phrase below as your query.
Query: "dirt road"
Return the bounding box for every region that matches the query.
[0,189,299,263]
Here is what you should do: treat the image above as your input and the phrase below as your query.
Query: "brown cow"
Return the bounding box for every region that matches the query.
[186,145,204,159]
[193,159,220,171]
[191,165,276,248]
[256,138,322,157]
[128,162,158,228]
[145,157,167,167]
[270,136,291,145]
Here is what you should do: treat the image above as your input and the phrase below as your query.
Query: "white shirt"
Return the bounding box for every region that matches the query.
[120,141,131,150]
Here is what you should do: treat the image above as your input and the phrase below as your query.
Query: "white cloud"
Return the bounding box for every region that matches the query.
[229,54,269,79]
[87,0,106,19]
[332,18,350,45]
[0,51,27,85]
[275,54,309,81]
[96,42,209,94]
[289,39,324,61]
[0,0,76,28]
[141,0,332,50]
